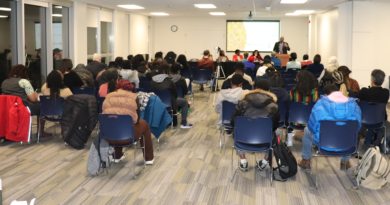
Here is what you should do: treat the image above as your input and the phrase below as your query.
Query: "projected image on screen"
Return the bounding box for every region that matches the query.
[227,21,280,52]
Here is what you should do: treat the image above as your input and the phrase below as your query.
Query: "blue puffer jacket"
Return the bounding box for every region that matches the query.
[307,95,361,151]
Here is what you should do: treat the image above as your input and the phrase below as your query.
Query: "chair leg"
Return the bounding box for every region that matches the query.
[315,154,318,189]
[270,148,273,185]
[133,142,137,179]
[219,129,222,153]
[37,118,40,144]
[231,146,238,182]
[384,126,387,154]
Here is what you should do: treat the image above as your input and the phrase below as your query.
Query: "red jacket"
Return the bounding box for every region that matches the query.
[0,95,31,142]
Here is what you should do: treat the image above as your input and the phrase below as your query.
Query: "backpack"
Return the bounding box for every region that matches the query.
[273,136,297,180]
[354,147,390,190]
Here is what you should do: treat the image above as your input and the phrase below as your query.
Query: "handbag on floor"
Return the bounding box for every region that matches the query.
[354,147,390,190]
[272,136,297,180]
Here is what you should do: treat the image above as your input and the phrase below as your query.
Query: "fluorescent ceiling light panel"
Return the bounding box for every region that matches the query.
[151,12,169,16]
[52,14,62,17]
[295,10,314,14]
[0,7,11,11]
[210,12,225,16]
[281,0,307,3]
[0,15,8,18]
[285,13,299,16]
[194,4,216,9]
[54,6,62,9]
[118,5,145,9]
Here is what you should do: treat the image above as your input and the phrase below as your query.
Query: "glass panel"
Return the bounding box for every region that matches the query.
[0,1,12,92]
[52,4,69,70]
[100,21,112,64]
[24,4,45,90]
[87,27,97,56]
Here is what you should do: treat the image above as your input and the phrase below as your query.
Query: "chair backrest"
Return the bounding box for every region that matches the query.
[151,89,173,109]
[284,84,295,92]
[139,81,151,90]
[39,96,65,117]
[277,102,288,127]
[222,101,237,126]
[283,78,295,84]
[358,101,387,125]
[234,117,273,151]
[244,68,255,81]
[318,121,359,154]
[139,76,150,82]
[176,85,184,98]
[98,97,105,113]
[137,88,150,93]
[274,66,282,71]
[99,114,134,141]
[288,101,316,125]
[180,69,192,80]
[191,68,212,84]
[71,86,95,95]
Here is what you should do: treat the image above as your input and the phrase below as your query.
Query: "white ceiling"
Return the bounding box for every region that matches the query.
[74,0,388,18]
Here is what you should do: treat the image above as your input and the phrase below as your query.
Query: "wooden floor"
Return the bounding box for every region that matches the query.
[1,85,390,205]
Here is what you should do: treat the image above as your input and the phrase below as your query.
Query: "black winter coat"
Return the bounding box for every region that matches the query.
[270,87,290,103]
[61,94,98,149]
[150,75,178,109]
[222,78,252,90]
[231,90,280,131]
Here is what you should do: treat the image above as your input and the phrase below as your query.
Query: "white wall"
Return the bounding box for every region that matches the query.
[113,10,129,58]
[72,1,87,65]
[315,9,338,66]
[152,17,309,61]
[129,13,148,55]
[0,19,11,52]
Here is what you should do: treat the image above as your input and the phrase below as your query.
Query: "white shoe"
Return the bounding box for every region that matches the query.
[180,123,194,129]
[145,159,154,165]
[112,153,126,163]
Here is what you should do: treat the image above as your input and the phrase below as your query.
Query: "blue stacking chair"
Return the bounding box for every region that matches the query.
[283,78,295,84]
[98,97,105,114]
[38,96,65,143]
[358,102,387,153]
[99,114,146,179]
[277,102,289,141]
[191,68,213,106]
[151,90,175,130]
[139,76,150,82]
[311,120,359,188]
[180,69,192,80]
[71,86,95,95]
[231,117,274,184]
[139,81,151,90]
[288,102,316,130]
[176,85,184,98]
[219,101,237,153]
[285,84,295,92]
[244,68,255,81]
[274,66,283,71]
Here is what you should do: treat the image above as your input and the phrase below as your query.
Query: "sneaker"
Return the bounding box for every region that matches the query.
[113,153,126,163]
[257,160,268,171]
[145,159,154,165]
[239,162,248,171]
[297,158,311,169]
[180,123,194,129]
[340,161,351,170]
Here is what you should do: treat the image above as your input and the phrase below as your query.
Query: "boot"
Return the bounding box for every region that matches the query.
[340,161,351,170]
[298,158,311,169]
[36,118,52,138]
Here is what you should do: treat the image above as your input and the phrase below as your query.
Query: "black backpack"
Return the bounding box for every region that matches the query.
[273,136,297,180]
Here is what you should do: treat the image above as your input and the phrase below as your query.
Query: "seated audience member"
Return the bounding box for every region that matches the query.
[41,70,73,100]
[150,64,194,129]
[148,58,166,79]
[122,60,131,70]
[74,64,94,87]
[297,84,361,170]
[108,61,119,69]
[300,54,312,69]
[338,66,360,93]
[170,62,189,96]
[319,56,339,84]
[154,51,163,60]
[127,55,133,61]
[216,50,229,62]
[164,51,177,65]
[271,51,282,67]
[115,57,124,70]
[286,52,302,70]
[307,54,324,79]
[224,62,252,90]
[269,72,289,103]
[99,69,119,98]
[86,53,108,79]
[331,70,355,97]
[358,69,389,146]
[215,74,248,132]
[177,54,190,70]
[59,59,84,89]
[255,67,276,84]
[243,55,256,71]
[251,50,264,62]
[197,50,215,91]
[137,61,150,77]
[232,49,243,62]
[231,79,280,171]
[256,58,273,76]
[103,79,154,164]
[1,65,51,137]
[96,64,119,87]
[131,54,145,70]
[242,51,249,61]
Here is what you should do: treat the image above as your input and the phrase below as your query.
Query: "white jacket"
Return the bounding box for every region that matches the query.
[215,87,248,129]
[119,69,139,88]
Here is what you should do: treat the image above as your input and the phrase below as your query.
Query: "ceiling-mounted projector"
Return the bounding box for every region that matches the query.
[248,11,253,20]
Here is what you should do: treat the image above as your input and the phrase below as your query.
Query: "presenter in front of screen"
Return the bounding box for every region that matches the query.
[273,36,290,54]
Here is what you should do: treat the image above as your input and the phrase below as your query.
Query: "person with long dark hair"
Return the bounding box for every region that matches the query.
[337,66,360,93]
[131,54,145,70]
[269,72,289,103]
[290,70,319,103]
[41,70,72,100]
[251,50,264,61]
[115,57,124,69]
[98,69,119,97]
[103,79,155,163]
[176,54,190,70]
[59,59,84,89]
[2,64,52,137]
[154,52,163,60]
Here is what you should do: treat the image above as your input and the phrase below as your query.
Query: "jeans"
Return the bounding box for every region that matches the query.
[301,127,350,162]
[176,97,189,124]
[236,129,281,157]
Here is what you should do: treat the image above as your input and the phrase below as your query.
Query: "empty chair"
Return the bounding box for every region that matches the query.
[38,96,65,143]
[180,69,192,80]
[139,81,151,90]
[219,101,236,152]
[191,67,213,102]
[244,68,255,81]
[288,102,316,130]
[71,86,95,95]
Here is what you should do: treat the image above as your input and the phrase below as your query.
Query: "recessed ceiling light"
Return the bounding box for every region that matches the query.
[150,12,169,16]
[285,13,299,16]
[295,10,314,14]
[210,12,225,16]
[281,0,307,3]
[0,15,7,18]
[118,5,145,9]
[54,6,62,9]
[52,14,62,17]
[194,4,216,9]
[0,7,11,11]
